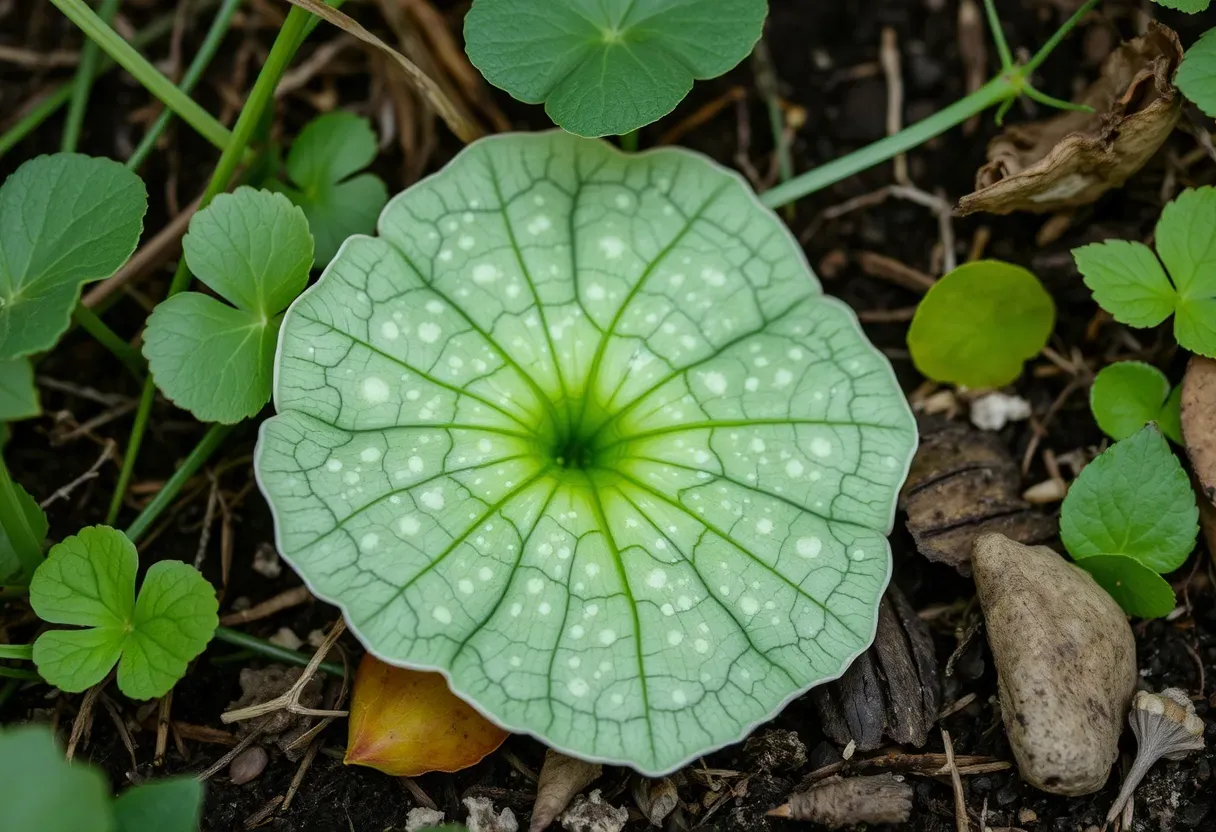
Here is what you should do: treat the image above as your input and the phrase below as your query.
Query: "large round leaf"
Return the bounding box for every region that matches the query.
[256,132,916,774]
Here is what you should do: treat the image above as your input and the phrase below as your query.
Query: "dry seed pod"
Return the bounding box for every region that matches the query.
[1106,688,1205,824]
[767,774,912,826]
[530,750,602,832]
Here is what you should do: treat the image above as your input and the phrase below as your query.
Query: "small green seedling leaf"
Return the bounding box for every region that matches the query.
[0,480,47,585]
[1152,0,1210,12]
[29,525,218,699]
[1177,28,1216,119]
[0,154,147,360]
[1070,554,1177,619]
[0,724,111,832]
[464,0,768,137]
[907,260,1055,389]
[275,112,388,266]
[1060,426,1199,616]
[1074,187,1216,357]
[112,777,204,832]
[143,187,313,423]
[0,358,39,422]
[256,131,916,774]
[1090,361,1182,443]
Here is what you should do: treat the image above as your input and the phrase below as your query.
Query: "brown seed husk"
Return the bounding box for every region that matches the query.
[956,23,1183,216]
[530,750,602,832]
[1181,355,1216,507]
[770,774,912,826]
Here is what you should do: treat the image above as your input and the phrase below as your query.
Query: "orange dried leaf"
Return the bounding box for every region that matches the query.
[345,654,508,776]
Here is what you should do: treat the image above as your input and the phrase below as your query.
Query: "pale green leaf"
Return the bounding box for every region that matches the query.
[181,187,312,317]
[29,526,218,699]
[0,725,112,832]
[113,779,203,832]
[464,0,768,137]
[143,293,279,424]
[0,479,46,585]
[0,154,146,360]
[1177,27,1216,118]
[278,112,388,266]
[1075,554,1177,619]
[1060,426,1198,575]
[1073,240,1177,328]
[255,132,916,775]
[907,260,1055,389]
[1089,361,1180,442]
[0,358,39,422]
[1175,296,1216,357]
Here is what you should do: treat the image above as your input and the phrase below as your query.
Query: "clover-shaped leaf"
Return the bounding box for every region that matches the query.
[0,154,147,360]
[907,260,1056,389]
[0,725,111,832]
[143,188,313,424]
[1074,187,1216,357]
[30,525,218,699]
[275,112,388,266]
[1090,361,1182,443]
[256,132,916,774]
[1060,425,1198,618]
[1177,27,1216,119]
[0,358,39,423]
[464,0,768,137]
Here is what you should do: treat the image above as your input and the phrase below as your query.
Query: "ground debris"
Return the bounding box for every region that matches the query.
[405,807,447,831]
[973,534,1136,795]
[465,796,519,832]
[1181,356,1216,506]
[559,789,628,832]
[957,23,1183,215]
[970,392,1032,431]
[228,744,268,785]
[899,417,1056,574]
[227,666,323,757]
[529,749,602,831]
[744,729,808,772]
[631,776,679,826]
[812,584,941,751]
[768,773,912,826]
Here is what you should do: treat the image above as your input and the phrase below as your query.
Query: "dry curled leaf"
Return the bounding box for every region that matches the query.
[957,23,1183,216]
[899,417,1057,574]
[530,750,602,832]
[768,774,913,826]
[631,777,678,827]
[1181,355,1216,506]
[345,654,508,777]
[811,584,941,751]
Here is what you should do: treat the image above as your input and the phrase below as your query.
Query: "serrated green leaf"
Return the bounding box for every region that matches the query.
[1089,361,1180,442]
[1073,240,1177,328]
[1152,0,1210,12]
[255,131,916,775]
[906,260,1055,389]
[1076,554,1177,618]
[0,154,146,360]
[30,525,218,699]
[464,0,768,137]
[0,725,113,832]
[112,777,202,832]
[145,188,312,423]
[0,479,47,585]
[276,112,388,267]
[143,293,279,423]
[0,358,39,422]
[1061,426,1198,575]
[1177,27,1216,118]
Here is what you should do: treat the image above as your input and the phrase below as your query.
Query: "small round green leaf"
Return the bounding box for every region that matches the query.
[0,153,147,360]
[1177,27,1216,119]
[464,0,768,137]
[1060,426,1198,574]
[907,260,1055,389]
[256,132,916,774]
[0,725,112,832]
[1075,554,1177,619]
[278,112,388,266]
[113,777,203,832]
[1089,361,1180,442]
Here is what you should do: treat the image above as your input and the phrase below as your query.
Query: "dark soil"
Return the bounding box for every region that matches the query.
[2,0,1215,830]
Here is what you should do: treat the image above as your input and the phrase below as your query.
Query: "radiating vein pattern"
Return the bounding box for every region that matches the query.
[256,132,916,775]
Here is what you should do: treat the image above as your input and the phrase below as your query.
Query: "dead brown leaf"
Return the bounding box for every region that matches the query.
[1181,355,1216,506]
[898,417,1057,574]
[957,23,1183,216]
[529,749,602,832]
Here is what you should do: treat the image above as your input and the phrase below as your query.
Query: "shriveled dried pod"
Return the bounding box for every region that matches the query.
[768,774,912,826]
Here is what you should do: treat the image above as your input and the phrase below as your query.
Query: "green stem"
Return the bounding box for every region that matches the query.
[72,302,145,382]
[124,422,235,543]
[761,76,1015,209]
[106,381,155,526]
[47,0,232,153]
[1024,0,1100,76]
[61,0,121,153]
[982,0,1014,70]
[1022,83,1094,113]
[213,627,346,678]
[0,459,43,584]
[0,644,33,661]
[0,667,41,681]
[127,0,242,172]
